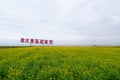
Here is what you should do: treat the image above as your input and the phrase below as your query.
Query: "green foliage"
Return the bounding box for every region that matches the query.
[0,46,120,80]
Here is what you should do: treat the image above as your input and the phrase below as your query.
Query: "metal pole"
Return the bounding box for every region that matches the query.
[42,43,44,54]
[30,42,31,52]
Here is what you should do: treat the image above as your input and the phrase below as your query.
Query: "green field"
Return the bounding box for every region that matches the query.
[0,46,120,80]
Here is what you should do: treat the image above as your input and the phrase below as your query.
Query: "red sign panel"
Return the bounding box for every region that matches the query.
[35,39,39,44]
[20,38,53,45]
[40,40,44,44]
[49,40,53,44]
[30,39,34,43]
[25,38,29,43]
[21,38,25,43]
[45,40,48,44]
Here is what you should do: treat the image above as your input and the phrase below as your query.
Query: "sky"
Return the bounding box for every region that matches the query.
[0,0,120,46]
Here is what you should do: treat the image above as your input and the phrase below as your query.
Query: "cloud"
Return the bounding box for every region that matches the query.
[0,0,120,45]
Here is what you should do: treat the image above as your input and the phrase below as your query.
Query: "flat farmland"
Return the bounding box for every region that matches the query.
[0,46,120,80]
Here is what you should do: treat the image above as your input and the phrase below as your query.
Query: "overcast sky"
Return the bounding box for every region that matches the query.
[0,0,120,46]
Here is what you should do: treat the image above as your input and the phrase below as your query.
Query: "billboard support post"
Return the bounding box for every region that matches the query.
[30,42,31,53]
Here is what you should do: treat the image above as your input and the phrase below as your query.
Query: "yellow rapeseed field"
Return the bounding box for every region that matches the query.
[0,46,120,80]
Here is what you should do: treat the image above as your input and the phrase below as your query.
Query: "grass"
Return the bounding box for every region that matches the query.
[0,46,120,80]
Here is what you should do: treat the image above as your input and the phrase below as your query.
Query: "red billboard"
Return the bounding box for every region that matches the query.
[20,38,53,45]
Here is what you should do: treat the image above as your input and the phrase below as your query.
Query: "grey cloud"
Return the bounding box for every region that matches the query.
[0,0,120,45]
